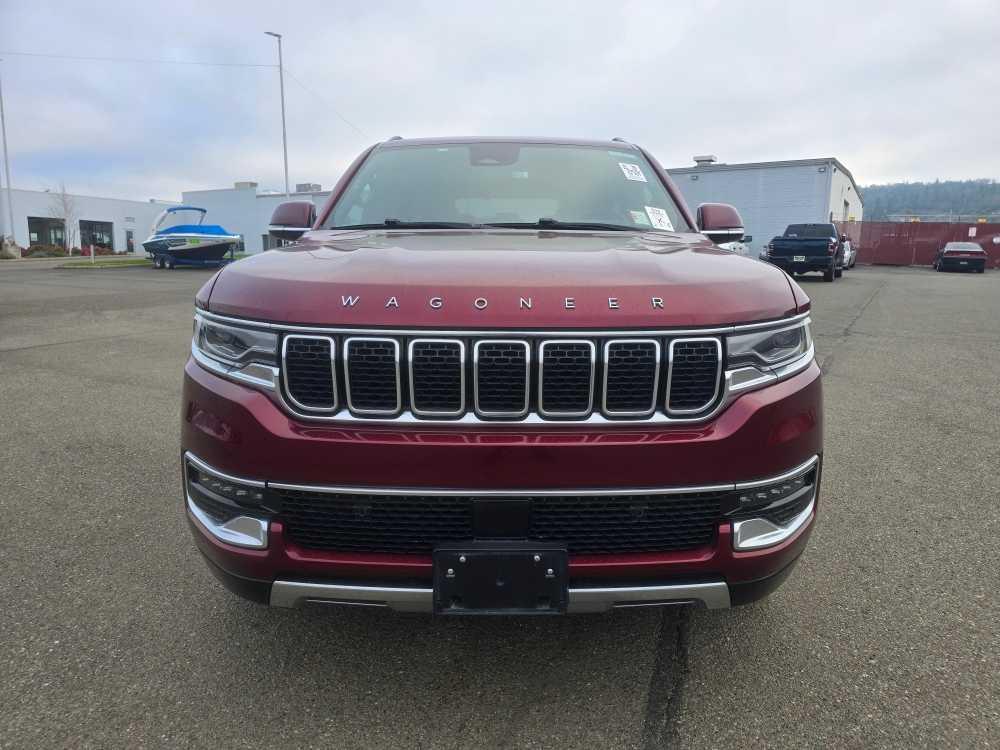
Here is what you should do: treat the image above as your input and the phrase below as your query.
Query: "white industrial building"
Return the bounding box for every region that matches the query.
[2,188,174,253]
[668,156,863,253]
[181,182,331,253]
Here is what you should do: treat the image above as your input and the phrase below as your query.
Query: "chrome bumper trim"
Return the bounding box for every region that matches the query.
[186,496,269,549]
[269,579,731,611]
[732,499,815,551]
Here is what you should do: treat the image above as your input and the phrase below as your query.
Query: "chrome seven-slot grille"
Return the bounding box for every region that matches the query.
[281,333,722,421]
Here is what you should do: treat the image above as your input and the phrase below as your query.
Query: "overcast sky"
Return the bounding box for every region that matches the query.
[1,0,998,201]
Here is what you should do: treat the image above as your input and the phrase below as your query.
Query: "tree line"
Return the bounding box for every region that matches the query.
[861,179,1000,220]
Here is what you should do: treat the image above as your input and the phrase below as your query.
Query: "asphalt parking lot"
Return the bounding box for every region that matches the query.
[2,263,998,749]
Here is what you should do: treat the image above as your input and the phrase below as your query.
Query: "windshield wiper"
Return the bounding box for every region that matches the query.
[484,218,639,232]
[334,219,482,230]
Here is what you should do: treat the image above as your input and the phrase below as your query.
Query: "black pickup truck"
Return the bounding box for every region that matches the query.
[764,223,846,282]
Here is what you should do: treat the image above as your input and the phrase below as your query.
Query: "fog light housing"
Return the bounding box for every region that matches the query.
[184,453,270,549]
[729,457,819,551]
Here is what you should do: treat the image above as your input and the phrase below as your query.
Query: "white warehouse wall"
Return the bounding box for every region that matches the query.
[828,167,864,223]
[5,188,173,252]
[668,159,862,252]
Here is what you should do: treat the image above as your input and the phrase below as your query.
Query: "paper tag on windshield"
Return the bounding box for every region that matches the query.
[629,210,651,226]
[645,206,674,231]
[619,163,647,182]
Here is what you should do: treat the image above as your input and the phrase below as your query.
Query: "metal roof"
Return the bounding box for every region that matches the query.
[668,157,864,205]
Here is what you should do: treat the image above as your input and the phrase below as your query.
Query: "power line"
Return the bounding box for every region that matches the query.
[284,67,369,138]
[0,50,276,68]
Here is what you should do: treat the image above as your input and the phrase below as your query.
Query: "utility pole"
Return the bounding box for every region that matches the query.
[265,32,290,197]
[0,61,17,254]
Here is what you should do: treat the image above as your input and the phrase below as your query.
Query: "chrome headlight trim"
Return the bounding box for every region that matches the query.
[724,318,814,396]
[192,312,279,390]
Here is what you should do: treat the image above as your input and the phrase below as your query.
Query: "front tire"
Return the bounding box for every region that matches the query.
[153,256,164,269]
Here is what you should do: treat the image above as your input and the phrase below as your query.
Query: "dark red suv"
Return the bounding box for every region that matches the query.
[182,137,822,614]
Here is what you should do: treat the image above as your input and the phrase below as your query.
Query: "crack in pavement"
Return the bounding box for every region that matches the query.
[641,607,690,749]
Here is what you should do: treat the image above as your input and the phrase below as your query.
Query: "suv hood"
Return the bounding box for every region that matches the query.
[208,230,800,327]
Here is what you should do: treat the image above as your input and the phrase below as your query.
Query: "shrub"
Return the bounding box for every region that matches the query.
[25,244,68,258]
[0,239,22,259]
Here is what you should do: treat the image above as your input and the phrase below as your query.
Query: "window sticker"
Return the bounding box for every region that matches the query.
[644,206,674,231]
[629,210,651,226]
[619,162,647,182]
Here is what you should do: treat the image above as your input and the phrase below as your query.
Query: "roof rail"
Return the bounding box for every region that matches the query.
[611,137,629,143]
[388,135,403,141]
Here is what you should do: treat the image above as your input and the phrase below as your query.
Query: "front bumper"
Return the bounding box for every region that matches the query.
[182,357,823,611]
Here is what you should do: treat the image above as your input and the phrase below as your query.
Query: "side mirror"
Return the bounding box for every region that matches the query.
[697,203,744,245]
[742,235,753,243]
[269,201,316,242]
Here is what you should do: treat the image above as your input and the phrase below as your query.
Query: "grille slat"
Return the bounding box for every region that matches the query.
[276,489,723,555]
[667,339,721,413]
[474,340,530,417]
[604,339,660,415]
[283,336,336,411]
[345,337,401,415]
[409,339,464,416]
[539,340,594,416]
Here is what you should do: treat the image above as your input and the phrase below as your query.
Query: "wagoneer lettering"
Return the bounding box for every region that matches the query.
[183,137,822,614]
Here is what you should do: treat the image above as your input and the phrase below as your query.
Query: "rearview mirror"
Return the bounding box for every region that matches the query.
[269,201,316,242]
[696,203,744,245]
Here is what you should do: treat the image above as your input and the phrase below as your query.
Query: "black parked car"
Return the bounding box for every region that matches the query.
[933,242,986,273]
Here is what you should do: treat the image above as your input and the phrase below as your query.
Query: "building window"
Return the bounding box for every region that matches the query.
[80,220,114,251]
[27,217,66,247]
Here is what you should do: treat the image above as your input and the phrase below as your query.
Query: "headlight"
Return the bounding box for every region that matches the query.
[726,319,813,392]
[192,313,278,389]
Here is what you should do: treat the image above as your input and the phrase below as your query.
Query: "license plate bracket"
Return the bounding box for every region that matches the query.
[433,543,568,615]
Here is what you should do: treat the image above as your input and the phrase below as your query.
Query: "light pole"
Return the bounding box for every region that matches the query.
[0,61,16,253]
[265,32,290,197]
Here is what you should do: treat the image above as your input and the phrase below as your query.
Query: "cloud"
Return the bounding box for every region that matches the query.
[1,0,998,200]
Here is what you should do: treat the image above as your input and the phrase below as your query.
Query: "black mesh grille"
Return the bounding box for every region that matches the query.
[275,489,723,555]
[475,342,528,414]
[540,342,593,415]
[410,341,463,414]
[278,491,472,554]
[529,493,721,553]
[284,337,335,410]
[668,339,721,412]
[604,341,659,414]
[346,338,399,413]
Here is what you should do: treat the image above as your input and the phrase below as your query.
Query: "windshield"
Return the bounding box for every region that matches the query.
[784,224,835,238]
[325,142,691,232]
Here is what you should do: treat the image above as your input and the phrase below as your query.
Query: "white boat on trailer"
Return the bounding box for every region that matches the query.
[142,206,241,268]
